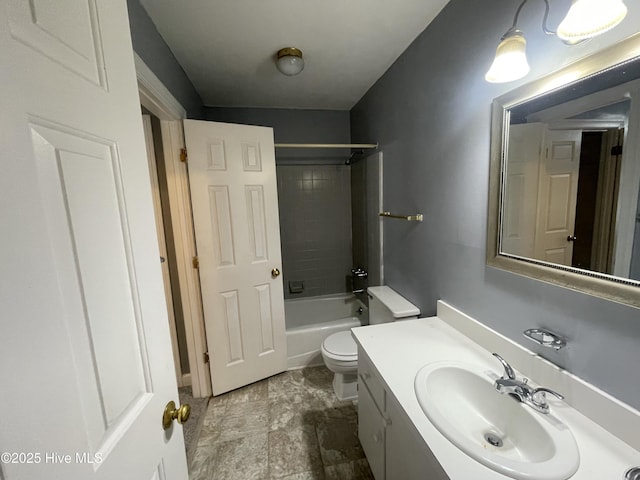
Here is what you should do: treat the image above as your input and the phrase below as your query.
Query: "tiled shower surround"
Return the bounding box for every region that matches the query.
[276,165,353,299]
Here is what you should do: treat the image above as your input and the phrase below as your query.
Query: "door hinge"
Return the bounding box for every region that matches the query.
[203,351,209,364]
[180,148,188,162]
[611,145,623,156]
[192,256,199,269]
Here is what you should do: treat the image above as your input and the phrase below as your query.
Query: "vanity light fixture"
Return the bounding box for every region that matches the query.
[484,28,530,83]
[275,47,305,76]
[557,0,628,44]
[485,0,627,83]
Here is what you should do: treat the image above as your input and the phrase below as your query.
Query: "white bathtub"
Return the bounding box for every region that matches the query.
[285,293,368,369]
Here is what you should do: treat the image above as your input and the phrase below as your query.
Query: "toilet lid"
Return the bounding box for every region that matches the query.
[322,331,357,359]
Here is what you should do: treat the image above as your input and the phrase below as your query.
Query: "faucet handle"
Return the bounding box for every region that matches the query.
[532,387,564,401]
[492,353,516,380]
[530,387,564,414]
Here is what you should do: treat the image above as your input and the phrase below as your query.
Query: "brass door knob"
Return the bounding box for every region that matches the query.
[162,400,191,430]
[271,268,281,278]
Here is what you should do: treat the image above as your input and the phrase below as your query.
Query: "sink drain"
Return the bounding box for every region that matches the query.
[484,432,503,448]
[626,467,640,480]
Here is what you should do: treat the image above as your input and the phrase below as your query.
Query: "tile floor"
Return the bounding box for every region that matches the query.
[189,366,374,480]
[179,386,209,464]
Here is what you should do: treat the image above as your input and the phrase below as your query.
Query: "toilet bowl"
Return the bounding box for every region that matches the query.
[320,286,420,401]
[321,330,359,400]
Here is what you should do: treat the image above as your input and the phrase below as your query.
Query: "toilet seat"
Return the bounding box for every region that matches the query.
[321,331,357,362]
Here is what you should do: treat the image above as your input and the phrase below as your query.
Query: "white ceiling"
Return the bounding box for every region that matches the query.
[139,0,450,110]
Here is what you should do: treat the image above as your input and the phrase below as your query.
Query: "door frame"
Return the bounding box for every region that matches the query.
[135,53,212,398]
[142,114,183,386]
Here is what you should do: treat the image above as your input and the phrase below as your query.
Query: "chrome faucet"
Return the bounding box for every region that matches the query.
[492,353,564,414]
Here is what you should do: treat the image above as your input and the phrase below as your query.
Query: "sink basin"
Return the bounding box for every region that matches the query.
[414,361,579,480]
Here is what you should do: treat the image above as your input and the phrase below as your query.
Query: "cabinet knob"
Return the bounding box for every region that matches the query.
[372,433,380,443]
[362,372,371,380]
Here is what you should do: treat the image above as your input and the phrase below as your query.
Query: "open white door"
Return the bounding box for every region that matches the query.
[503,123,545,257]
[0,1,188,479]
[184,120,287,395]
[534,130,583,265]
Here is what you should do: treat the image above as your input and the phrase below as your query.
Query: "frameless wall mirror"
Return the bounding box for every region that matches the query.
[487,33,640,308]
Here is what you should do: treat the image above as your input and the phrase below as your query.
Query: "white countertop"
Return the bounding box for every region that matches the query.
[352,314,640,479]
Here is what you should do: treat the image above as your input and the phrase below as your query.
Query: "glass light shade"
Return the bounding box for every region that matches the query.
[485,31,530,83]
[557,0,627,44]
[276,48,304,76]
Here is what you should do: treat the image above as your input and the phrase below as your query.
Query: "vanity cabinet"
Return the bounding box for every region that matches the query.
[358,349,448,480]
[357,371,385,478]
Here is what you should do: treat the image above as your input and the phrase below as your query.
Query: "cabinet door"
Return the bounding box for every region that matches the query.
[385,395,449,480]
[358,379,386,480]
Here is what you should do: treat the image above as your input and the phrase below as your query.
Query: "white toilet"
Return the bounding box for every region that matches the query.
[320,286,420,400]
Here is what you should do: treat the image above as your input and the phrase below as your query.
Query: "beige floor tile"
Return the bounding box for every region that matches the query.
[210,433,269,480]
[324,459,374,480]
[268,425,323,478]
[189,441,217,480]
[268,370,308,400]
[188,367,372,480]
[278,470,326,480]
[197,403,228,446]
[218,398,269,442]
[316,417,365,466]
[226,380,269,405]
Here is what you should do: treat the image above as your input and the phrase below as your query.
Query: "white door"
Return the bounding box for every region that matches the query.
[502,123,545,257]
[184,120,287,395]
[534,130,583,265]
[0,2,188,479]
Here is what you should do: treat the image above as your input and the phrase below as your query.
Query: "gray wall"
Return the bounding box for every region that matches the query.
[206,107,351,164]
[351,0,640,410]
[206,108,354,299]
[127,0,204,119]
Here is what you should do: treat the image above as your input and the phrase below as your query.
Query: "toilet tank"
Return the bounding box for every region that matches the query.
[367,286,420,325]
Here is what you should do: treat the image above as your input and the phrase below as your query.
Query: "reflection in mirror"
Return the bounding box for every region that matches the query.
[488,34,640,307]
[503,91,638,279]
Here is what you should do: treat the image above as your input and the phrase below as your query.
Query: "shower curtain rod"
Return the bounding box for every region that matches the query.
[274,143,378,149]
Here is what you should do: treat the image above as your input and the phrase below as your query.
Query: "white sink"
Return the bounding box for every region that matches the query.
[414,361,580,480]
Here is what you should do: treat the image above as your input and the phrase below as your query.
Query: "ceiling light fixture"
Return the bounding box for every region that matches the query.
[276,47,304,76]
[485,0,627,83]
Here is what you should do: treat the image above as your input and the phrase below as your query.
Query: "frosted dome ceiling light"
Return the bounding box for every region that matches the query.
[276,47,304,76]
[557,0,627,44]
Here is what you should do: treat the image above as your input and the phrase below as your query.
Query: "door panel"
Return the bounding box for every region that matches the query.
[0,1,187,478]
[534,130,582,266]
[32,121,148,428]
[184,120,286,395]
[7,0,106,86]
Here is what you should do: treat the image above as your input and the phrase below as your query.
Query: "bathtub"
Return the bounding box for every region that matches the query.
[285,293,368,369]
